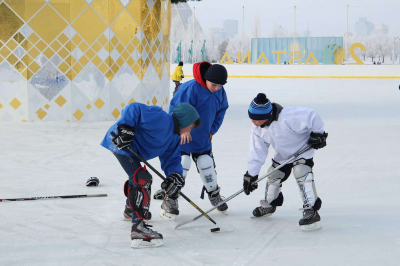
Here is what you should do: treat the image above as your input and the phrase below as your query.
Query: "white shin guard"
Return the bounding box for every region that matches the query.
[263,165,285,207]
[196,155,217,192]
[181,154,191,179]
[293,162,318,209]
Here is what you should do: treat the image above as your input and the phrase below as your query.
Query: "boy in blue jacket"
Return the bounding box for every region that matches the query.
[101,102,200,248]
[155,62,229,219]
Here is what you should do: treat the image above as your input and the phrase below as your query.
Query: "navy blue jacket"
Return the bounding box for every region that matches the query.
[169,62,229,153]
[101,103,183,176]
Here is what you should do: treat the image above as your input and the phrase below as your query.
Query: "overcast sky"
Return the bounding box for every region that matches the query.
[186,0,400,37]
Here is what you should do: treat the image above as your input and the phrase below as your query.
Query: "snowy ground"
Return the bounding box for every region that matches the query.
[1,78,400,266]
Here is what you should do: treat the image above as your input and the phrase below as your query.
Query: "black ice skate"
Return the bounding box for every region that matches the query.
[131,220,163,248]
[208,187,228,214]
[153,188,165,200]
[123,205,151,221]
[160,195,179,220]
[299,209,322,231]
[252,206,276,218]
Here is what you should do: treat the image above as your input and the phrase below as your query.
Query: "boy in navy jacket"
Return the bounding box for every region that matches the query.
[155,62,229,219]
[101,102,200,248]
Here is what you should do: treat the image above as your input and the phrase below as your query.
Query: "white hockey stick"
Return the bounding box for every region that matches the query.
[175,146,312,229]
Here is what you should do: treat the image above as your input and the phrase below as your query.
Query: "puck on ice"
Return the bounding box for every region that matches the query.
[210,227,220,232]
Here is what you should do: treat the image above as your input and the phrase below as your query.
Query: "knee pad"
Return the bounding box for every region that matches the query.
[293,159,321,210]
[181,154,191,179]
[196,155,217,192]
[264,161,292,207]
[124,166,152,220]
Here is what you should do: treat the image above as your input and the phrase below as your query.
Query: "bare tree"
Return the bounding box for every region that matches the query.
[204,29,220,62]
[226,35,251,63]
[366,36,378,63]
[374,34,392,63]
[252,15,261,38]
[218,40,229,59]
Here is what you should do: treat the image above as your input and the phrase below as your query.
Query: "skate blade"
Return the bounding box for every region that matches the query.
[301,221,322,231]
[217,209,228,215]
[251,213,273,219]
[123,213,132,221]
[131,239,163,248]
[159,209,177,220]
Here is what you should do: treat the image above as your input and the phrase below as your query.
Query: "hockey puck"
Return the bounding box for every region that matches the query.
[210,227,220,232]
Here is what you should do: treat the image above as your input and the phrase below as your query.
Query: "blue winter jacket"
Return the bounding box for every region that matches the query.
[169,62,229,153]
[100,103,183,176]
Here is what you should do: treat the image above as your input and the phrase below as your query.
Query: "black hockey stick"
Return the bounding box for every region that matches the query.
[111,132,221,232]
[0,194,107,202]
[175,146,312,229]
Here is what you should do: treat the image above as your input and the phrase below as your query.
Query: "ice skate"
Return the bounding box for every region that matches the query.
[123,205,151,221]
[299,209,322,231]
[153,188,165,200]
[208,187,228,214]
[131,220,163,248]
[252,206,276,218]
[160,195,179,220]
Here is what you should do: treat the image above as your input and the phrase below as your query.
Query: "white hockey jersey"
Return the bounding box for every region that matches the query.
[247,106,325,176]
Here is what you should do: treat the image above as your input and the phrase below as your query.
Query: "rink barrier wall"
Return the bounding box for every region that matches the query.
[0,0,171,122]
[173,64,400,79]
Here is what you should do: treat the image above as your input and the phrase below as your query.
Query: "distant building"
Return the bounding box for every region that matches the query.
[373,23,389,35]
[223,19,238,39]
[355,17,374,36]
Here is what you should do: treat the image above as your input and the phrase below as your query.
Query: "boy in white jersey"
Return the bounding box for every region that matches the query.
[243,93,328,231]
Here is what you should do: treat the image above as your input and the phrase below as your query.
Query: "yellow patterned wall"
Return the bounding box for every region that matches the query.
[0,0,171,122]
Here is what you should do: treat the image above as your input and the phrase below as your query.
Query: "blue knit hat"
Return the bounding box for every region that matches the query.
[248,93,273,120]
[173,102,200,129]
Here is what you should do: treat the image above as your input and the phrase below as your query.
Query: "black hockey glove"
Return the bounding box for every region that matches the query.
[161,172,185,199]
[243,172,258,195]
[308,131,328,150]
[112,124,135,150]
[86,177,100,187]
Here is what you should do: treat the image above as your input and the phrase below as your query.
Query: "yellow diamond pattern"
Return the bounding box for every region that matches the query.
[94,98,105,109]
[112,108,120,119]
[111,9,139,47]
[73,8,107,45]
[0,3,24,43]
[1,0,168,122]
[55,95,67,107]
[36,108,47,120]
[73,109,84,121]
[28,5,68,44]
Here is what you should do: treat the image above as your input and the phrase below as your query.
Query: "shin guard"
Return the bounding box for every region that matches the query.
[196,155,217,192]
[293,159,321,210]
[124,166,153,220]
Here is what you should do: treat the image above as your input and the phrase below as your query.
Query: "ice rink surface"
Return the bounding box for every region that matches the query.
[1,78,400,266]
